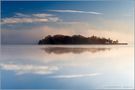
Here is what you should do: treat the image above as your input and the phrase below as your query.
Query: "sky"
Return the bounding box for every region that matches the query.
[1,0,134,44]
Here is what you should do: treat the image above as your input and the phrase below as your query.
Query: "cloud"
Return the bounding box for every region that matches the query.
[0,63,58,75]
[15,13,30,17]
[32,13,53,18]
[48,17,61,22]
[1,13,60,24]
[51,73,102,79]
[1,18,49,24]
[50,10,102,15]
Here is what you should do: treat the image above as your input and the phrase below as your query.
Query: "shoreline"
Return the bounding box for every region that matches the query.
[38,43,128,45]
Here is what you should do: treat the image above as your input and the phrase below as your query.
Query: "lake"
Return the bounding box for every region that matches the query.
[1,45,134,89]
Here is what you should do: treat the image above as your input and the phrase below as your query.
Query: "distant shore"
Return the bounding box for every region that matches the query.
[38,34,128,45]
[38,43,128,45]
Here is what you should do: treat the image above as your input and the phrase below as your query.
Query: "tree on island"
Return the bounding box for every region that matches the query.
[38,34,125,45]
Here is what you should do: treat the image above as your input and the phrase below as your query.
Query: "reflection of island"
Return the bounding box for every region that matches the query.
[38,34,127,45]
[41,47,111,54]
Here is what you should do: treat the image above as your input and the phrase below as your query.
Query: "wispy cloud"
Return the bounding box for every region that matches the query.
[51,73,102,79]
[1,18,49,24]
[15,13,30,17]
[1,13,60,24]
[50,10,102,15]
[32,13,53,18]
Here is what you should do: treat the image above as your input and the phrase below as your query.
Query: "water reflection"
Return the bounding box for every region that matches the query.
[0,63,58,75]
[42,47,111,54]
[1,45,134,89]
[1,46,111,75]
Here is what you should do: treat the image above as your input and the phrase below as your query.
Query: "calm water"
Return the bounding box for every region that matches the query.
[1,45,134,89]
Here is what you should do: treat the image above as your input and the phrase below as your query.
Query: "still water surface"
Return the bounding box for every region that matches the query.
[1,45,134,89]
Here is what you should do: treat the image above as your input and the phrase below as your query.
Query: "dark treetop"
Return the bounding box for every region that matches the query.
[38,34,127,45]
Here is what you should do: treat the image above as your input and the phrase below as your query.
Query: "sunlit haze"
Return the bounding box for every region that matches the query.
[1,1,134,44]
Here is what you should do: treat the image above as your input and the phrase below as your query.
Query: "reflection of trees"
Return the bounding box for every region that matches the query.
[41,47,111,54]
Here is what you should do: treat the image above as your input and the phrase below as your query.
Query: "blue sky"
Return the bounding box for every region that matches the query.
[1,1,134,44]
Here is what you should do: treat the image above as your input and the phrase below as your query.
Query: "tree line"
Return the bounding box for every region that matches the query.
[38,34,119,45]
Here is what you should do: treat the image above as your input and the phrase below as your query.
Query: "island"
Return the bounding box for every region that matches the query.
[38,34,128,45]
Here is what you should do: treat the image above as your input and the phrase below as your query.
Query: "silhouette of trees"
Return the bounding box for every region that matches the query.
[38,34,119,45]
